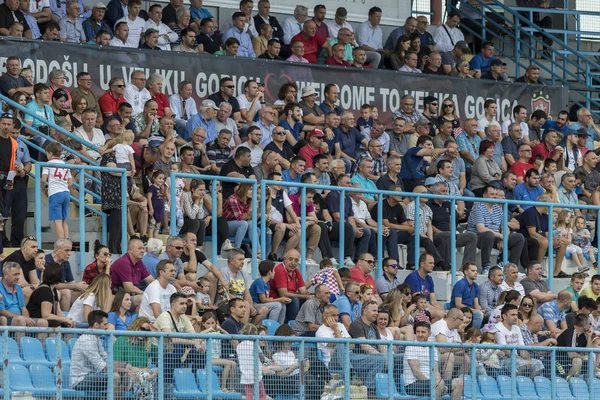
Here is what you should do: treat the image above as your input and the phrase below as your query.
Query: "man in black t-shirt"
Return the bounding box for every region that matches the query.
[4,237,40,301]
[160,0,181,27]
[0,0,31,38]
[556,313,592,379]
[221,297,246,357]
[219,146,255,199]
[180,232,229,302]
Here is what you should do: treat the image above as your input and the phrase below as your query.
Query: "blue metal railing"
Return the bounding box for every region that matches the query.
[169,173,599,290]
[1,326,599,400]
[34,162,128,268]
[451,0,600,119]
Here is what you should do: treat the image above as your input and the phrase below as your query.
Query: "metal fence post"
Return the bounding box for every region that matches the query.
[170,173,177,236]
[450,198,456,287]
[211,180,218,265]
[339,189,345,264]
[547,206,554,290]
[377,195,383,277]
[120,172,128,254]
[78,171,86,270]
[414,195,420,268]
[251,183,258,278]
[300,186,307,277]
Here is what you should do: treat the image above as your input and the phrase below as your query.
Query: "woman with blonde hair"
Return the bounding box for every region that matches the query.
[67,274,112,327]
[382,288,415,340]
[114,316,158,399]
[437,97,461,135]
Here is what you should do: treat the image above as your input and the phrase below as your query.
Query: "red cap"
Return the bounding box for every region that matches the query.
[308,128,325,138]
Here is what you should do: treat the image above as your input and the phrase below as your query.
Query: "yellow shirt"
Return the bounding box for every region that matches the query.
[580,287,600,301]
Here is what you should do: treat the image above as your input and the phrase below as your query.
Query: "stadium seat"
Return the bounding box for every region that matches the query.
[591,378,600,398]
[0,336,26,365]
[477,376,507,400]
[516,376,540,400]
[20,337,55,367]
[533,376,551,398]
[9,364,58,396]
[68,337,78,354]
[173,368,202,399]
[287,320,295,328]
[262,319,280,336]
[45,338,72,365]
[496,375,517,398]
[569,377,590,400]
[29,364,59,396]
[555,377,576,400]
[197,369,243,399]
[459,375,479,399]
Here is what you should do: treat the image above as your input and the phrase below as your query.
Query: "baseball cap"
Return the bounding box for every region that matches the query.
[455,40,471,53]
[424,177,438,187]
[308,128,325,138]
[491,59,507,67]
[576,128,589,137]
[301,86,318,98]
[93,2,107,8]
[201,99,220,110]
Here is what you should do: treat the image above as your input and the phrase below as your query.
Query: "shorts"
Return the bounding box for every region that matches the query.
[405,380,432,397]
[48,191,70,221]
[117,162,132,171]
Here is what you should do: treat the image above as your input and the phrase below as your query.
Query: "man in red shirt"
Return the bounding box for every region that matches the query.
[325,43,351,66]
[269,249,313,321]
[298,129,330,169]
[349,253,382,303]
[290,20,332,64]
[530,129,563,165]
[98,77,126,118]
[509,142,535,184]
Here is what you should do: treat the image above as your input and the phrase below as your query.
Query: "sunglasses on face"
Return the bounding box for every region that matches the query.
[387,263,399,269]
[522,303,533,308]
[360,259,375,264]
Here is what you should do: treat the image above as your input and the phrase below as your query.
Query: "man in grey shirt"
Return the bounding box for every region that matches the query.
[158,236,202,293]
[292,284,330,336]
[70,311,118,392]
[389,116,410,157]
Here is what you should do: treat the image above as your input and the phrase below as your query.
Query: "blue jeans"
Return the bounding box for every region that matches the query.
[330,345,386,389]
[227,220,269,250]
[472,310,484,329]
[286,297,300,322]
[354,225,372,260]
[73,371,108,392]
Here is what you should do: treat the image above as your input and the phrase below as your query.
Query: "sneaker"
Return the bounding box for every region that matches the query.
[221,239,234,251]
[578,265,591,273]
[481,267,490,275]
[554,271,571,278]
[344,257,355,266]
[305,258,318,265]
[330,257,339,266]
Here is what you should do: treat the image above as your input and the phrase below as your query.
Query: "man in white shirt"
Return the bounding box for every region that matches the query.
[355,6,382,68]
[139,259,177,322]
[326,7,354,40]
[109,21,128,47]
[501,104,530,140]
[115,0,145,48]
[315,303,385,392]
[430,308,467,381]
[239,125,263,167]
[124,70,151,115]
[495,304,544,377]
[169,81,197,139]
[499,262,526,297]
[252,106,276,147]
[404,321,459,400]
[73,108,106,161]
[282,5,308,44]
[433,10,465,53]
[237,79,263,124]
[215,102,241,148]
[145,4,178,50]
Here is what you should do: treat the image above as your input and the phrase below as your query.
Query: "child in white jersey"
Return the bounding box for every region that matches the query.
[41,142,72,239]
[113,130,136,176]
[164,162,184,233]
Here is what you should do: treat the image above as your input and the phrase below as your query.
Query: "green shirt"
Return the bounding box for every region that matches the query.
[565,286,579,314]
[113,336,157,368]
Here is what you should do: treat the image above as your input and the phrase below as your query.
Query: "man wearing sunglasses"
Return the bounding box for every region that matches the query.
[375,257,400,299]
[349,253,381,304]
[208,77,242,128]
[158,236,202,294]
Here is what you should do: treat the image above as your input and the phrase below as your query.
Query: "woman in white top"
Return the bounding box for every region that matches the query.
[375,307,395,341]
[67,274,112,327]
[267,324,301,398]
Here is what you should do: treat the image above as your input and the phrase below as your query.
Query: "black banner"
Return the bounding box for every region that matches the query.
[0,38,569,125]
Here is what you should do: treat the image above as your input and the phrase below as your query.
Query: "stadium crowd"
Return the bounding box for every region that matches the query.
[0,0,599,398]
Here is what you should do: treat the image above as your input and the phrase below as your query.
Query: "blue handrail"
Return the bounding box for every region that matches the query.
[34,163,127,268]
[1,325,599,400]
[168,173,598,290]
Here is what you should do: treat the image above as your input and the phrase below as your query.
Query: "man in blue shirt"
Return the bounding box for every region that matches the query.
[403,253,444,319]
[332,281,362,329]
[222,12,256,58]
[541,110,569,138]
[569,108,600,154]
[450,262,483,329]
[186,99,218,142]
[282,156,305,195]
[469,40,496,77]
[514,168,545,212]
[0,261,48,327]
[400,135,445,192]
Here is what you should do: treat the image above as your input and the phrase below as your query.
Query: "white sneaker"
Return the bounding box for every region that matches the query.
[305,258,318,265]
[330,257,339,266]
[344,257,355,266]
[221,239,234,251]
